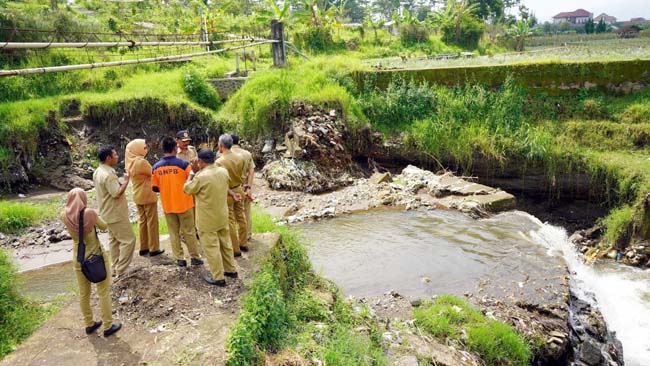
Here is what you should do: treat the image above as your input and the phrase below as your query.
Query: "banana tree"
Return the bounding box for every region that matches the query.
[292,0,336,27]
[256,0,292,23]
[509,17,532,51]
[453,0,478,42]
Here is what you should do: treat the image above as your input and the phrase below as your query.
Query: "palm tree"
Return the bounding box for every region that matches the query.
[509,18,532,51]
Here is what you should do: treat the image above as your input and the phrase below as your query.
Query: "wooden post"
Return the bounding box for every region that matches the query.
[271,20,287,67]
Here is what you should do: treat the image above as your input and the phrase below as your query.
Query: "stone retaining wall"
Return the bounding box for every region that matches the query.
[207,77,248,100]
[354,59,650,93]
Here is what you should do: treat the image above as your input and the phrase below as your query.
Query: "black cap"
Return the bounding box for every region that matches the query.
[197,148,215,164]
[176,130,191,141]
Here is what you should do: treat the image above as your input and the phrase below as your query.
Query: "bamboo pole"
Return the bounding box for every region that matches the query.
[0,41,274,77]
[0,38,267,50]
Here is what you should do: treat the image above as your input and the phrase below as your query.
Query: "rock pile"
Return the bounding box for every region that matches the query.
[0,221,71,249]
[261,102,360,193]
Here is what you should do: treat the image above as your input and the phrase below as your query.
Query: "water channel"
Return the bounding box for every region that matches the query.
[303,209,650,366]
[14,208,650,365]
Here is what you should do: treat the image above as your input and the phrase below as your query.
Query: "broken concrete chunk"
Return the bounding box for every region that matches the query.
[369,172,392,184]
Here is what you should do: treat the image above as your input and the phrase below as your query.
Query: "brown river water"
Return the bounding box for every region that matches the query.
[302,209,650,366]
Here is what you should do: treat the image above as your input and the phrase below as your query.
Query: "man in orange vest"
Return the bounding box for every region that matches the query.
[152,137,203,267]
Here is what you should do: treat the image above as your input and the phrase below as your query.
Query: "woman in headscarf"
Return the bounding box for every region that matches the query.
[125,139,163,257]
[62,188,121,337]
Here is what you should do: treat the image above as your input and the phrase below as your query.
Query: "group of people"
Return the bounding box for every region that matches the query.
[61,130,255,337]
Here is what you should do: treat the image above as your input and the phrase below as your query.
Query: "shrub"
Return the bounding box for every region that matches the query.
[294,26,342,54]
[618,103,650,124]
[441,14,486,49]
[182,68,221,111]
[582,98,607,119]
[399,24,430,46]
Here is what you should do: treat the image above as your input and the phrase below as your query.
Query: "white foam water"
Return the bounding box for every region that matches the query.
[513,211,650,366]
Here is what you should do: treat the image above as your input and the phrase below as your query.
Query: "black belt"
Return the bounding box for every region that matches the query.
[230,185,241,189]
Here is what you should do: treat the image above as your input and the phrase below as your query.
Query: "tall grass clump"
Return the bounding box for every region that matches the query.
[218,59,366,139]
[602,204,635,247]
[414,295,531,366]
[182,68,221,111]
[0,250,48,358]
[0,201,58,234]
[226,209,312,366]
[403,78,553,171]
[359,77,435,132]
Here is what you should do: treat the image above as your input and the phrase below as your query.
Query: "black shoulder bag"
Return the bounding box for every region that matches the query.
[76,208,107,283]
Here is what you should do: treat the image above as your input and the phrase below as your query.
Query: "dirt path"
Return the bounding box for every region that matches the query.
[1,232,280,366]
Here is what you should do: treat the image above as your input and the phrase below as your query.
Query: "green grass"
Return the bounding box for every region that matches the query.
[414,295,531,366]
[218,56,367,139]
[0,249,57,359]
[0,200,60,234]
[130,216,169,239]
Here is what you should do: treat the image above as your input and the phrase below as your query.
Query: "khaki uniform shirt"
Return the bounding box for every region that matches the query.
[232,145,255,185]
[61,213,108,270]
[130,158,157,205]
[176,146,197,162]
[92,164,129,224]
[183,165,230,232]
[215,150,244,188]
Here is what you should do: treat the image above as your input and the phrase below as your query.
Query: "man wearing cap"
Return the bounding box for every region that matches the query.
[231,134,255,241]
[184,149,238,286]
[215,134,248,256]
[152,137,203,267]
[176,130,198,163]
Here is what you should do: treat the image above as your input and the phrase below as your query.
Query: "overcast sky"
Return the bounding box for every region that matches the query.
[519,0,649,22]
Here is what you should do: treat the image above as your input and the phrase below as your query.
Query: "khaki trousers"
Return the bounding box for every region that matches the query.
[137,203,159,252]
[165,210,200,260]
[75,253,112,331]
[107,219,136,276]
[244,196,252,240]
[227,187,248,253]
[198,228,237,280]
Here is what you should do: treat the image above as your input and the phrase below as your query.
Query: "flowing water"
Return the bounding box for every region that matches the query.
[303,209,650,366]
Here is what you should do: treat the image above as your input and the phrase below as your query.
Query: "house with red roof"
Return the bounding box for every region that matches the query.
[552,9,593,25]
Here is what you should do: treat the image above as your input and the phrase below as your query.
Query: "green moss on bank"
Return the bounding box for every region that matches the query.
[414,295,531,366]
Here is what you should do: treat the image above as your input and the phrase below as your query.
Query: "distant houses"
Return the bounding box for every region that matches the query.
[552,9,593,25]
[594,13,617,25]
